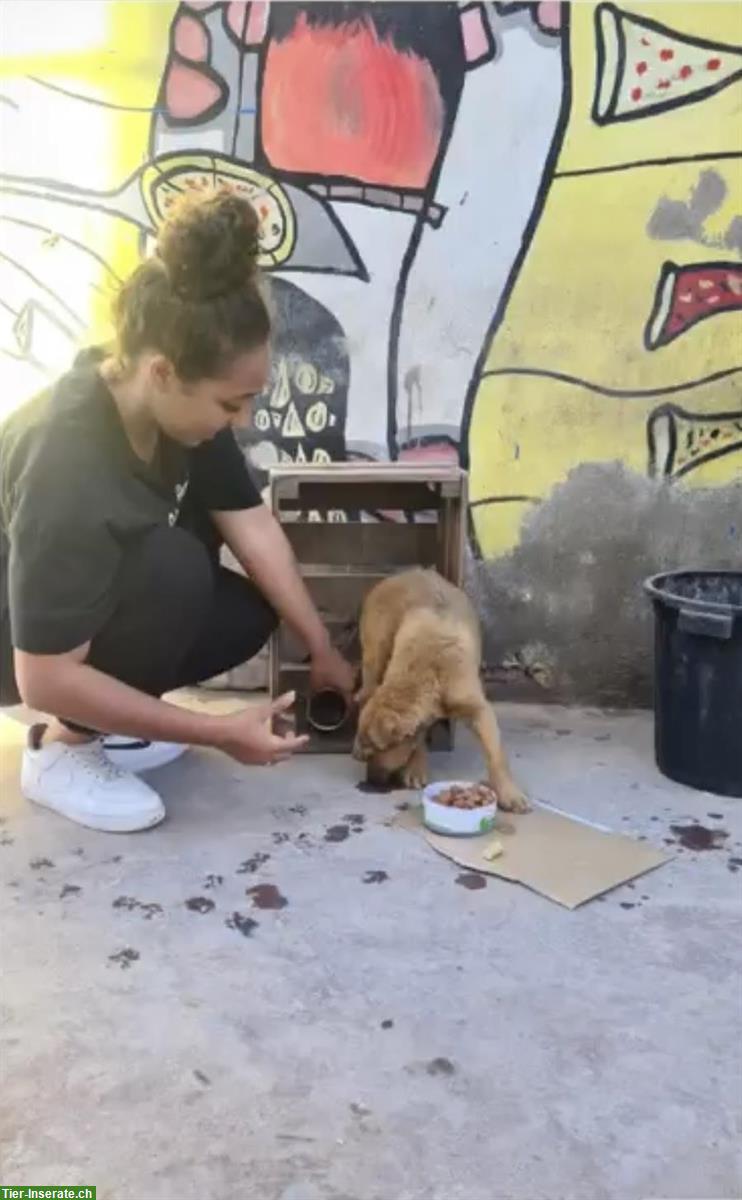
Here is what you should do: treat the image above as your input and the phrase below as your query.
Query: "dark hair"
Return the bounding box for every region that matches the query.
[113,190,271,381]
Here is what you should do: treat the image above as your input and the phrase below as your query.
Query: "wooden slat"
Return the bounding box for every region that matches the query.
[275,481,445,512]
[284,521,440,568]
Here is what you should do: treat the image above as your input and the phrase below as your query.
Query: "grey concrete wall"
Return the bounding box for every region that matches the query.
[470,464,741,707]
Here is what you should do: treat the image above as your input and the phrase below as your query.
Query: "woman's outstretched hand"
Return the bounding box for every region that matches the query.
[216,691,308,765]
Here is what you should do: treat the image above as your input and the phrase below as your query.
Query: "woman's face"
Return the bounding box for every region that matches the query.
[150,342,271,446]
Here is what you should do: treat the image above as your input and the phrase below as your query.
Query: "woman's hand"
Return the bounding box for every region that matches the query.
[309,645,356,699]
[216,692,308,765]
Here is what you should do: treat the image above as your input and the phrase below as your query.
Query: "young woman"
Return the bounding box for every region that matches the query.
[0,190,354,833]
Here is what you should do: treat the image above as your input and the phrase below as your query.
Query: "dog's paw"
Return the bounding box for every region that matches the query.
[401,762,428,790]
[496,785,530,813]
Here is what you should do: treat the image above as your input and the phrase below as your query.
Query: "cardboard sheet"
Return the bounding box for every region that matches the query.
[396,803,669,909]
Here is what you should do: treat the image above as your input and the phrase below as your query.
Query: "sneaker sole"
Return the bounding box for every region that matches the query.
[24,790,166,834]
[104,743,188,773]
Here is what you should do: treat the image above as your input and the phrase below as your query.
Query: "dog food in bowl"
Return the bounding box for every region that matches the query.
[423,781,497,836]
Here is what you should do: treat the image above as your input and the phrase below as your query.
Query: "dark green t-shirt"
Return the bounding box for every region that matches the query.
[0,350,261,655]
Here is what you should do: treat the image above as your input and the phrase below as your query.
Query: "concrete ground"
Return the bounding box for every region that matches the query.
[1,699,740,1200]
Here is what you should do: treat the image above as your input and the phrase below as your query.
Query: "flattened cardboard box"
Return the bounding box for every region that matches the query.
[396,804,669,909]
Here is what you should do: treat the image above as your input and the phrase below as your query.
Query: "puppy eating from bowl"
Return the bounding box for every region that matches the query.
[352,569,528,812]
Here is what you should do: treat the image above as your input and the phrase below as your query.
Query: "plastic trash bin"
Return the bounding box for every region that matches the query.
[644,570,742,797]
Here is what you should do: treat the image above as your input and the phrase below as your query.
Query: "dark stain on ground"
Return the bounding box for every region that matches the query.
[289,804,307,816]
[728,857,742,873]
[272,832,290,845]
[663,838,676,846]
[193,1069,211,1086]
[594,733,611,742]
[555,728,571,736]
[356,779,393,794]
[395,801,410,811]
[237,853,270,874]
[109,947,139,969]
[455,872,487,891]
[651,816,660,822]
[620,902,636,910]
[30,857,53,870]
[708,812,724,820]
[0,835,14,846]
[325,824,350,842]
[426,1057,456,1077]
[72,847,85,857]
[185,896,215,914]
[344,813,365,824]
[204,874,223,889]
[246,883,288,910]
[114,895,163,919]
[363,870,388,884]
[226,912,258,938]
[60,884,81,898]
[381,1019,394,1030]
[670,823,729,851]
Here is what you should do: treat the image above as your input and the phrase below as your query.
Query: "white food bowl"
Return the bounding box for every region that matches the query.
[422,781,497,837]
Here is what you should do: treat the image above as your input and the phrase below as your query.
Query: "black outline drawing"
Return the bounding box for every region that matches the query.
[592,2,742,127]
[556,150,742,180]
[644,259,742,351]
[481,364,742,398]
[647,401,742,479]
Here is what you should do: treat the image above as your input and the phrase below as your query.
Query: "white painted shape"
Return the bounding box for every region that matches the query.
[394,17,565,441]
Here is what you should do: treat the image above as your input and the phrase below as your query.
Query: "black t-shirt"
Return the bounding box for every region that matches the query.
[0,349,261,655]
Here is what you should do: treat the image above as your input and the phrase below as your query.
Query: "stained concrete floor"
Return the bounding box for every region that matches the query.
[1,699,740,1200]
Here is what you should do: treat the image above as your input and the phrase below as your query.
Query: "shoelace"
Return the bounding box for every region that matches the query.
[75,740,132,784]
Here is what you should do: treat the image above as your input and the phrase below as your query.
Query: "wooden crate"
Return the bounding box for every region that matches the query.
[269,463,468,753]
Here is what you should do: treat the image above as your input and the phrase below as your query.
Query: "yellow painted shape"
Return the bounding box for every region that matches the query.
[559,2,742,175]
[482,163,742,387]
[469,370,742,557]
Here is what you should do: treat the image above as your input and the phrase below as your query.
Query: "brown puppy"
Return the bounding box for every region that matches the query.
[353,569,528,811]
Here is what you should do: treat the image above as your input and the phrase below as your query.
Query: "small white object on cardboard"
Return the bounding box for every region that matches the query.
[396,803,669,909]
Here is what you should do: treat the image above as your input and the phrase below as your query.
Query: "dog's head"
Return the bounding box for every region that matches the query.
[353,693,426,786]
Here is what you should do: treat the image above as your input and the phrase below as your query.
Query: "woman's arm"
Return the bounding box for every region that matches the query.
[213,506,356,695]
[15,645,307,764]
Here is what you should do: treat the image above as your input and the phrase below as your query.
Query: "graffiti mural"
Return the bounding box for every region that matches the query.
[1,1,740,557]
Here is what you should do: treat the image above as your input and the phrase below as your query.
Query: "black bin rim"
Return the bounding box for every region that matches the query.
[644,568,742,616]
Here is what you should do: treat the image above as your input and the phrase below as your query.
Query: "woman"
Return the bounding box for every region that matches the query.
[0,190,354,832]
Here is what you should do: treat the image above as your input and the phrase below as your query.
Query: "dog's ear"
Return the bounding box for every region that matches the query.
[369,705,419,749]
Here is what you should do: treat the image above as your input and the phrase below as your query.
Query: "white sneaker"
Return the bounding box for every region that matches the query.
[103,736,187,773]
[22,726,166,833]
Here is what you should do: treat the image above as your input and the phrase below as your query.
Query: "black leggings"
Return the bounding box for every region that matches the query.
[1,524,277,727]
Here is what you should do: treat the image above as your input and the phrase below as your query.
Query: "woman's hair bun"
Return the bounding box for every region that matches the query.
[157,188,260,302]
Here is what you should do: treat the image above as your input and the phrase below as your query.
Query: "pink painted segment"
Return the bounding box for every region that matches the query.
[164,60,223,120]
[460,5,491,65]
[398,442,459,465]
[174,12,209,62]
[226,1,248,42]
[535,1,564,33]
[227,1,268,45]
[246,1,270,45]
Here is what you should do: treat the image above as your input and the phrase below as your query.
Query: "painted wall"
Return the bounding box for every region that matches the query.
[1,1,740,702]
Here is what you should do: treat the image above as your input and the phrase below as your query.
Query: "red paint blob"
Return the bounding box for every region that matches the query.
[261,13,444,187]
[636,60,648,75]
[631,86,642,101]
[707,57,722,70]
